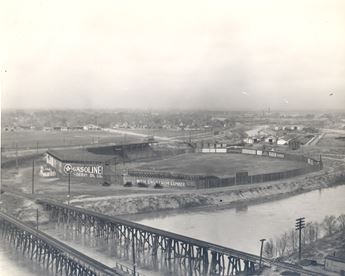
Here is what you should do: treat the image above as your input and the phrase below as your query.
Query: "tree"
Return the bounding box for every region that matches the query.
[276,232,289,256]
[322,215,338,235]
[305,222,318,244]
[289,229,297,252]
[263,239,274,258]
[337,214,345,235]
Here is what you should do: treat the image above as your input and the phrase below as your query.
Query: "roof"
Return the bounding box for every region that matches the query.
[47,149,117,163]
[325,255,345,263]
[278,135,298,142]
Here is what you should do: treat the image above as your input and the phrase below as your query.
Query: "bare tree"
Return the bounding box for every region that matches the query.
[314,222,320,241]
[263,238,274,258]
[305,222,318,243]
[322,215,338,235]
[276,232,289,256]
[289,229,297,252]
[337,214,345,235]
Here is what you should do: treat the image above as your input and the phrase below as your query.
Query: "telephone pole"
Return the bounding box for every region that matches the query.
[259,238,266,268]
[32,160,35,194]
[67,172,71,205]
[295,217,305,261]
[132,229,136,276]
[15,143,18,169]
[36,209,39,230]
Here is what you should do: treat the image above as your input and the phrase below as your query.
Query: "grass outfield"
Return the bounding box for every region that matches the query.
[1,130,140,151]
[137,153,308,177]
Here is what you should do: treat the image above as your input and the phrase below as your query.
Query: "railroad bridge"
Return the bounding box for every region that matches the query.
[0,211,123,276]
[37,199,261,275]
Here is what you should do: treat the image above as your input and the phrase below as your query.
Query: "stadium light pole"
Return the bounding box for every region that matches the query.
[259,238,266,268]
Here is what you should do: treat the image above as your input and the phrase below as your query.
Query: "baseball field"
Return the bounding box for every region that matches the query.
[137,153,308,177]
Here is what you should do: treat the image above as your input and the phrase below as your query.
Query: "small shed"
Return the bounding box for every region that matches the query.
[325,255,345,274]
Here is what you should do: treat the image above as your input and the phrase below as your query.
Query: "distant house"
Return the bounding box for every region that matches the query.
[265,136,277,144]
[244,136,259,144]
[325,255,345,274]
[83,124,102,131]
[282,125,303,131]
[43,127,53,131]
[67,126,84,131]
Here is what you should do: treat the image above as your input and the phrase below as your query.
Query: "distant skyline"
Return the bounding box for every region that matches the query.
[1,0,344,110]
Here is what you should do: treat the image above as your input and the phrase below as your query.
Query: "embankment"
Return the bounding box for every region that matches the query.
[71,168,345,218]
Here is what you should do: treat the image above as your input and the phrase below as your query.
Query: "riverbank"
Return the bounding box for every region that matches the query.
[70,166,345,219]
[1,154,344,225]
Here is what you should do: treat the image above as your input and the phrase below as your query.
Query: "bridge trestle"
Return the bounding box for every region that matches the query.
[0,212,123,276]
[40,200,260,275]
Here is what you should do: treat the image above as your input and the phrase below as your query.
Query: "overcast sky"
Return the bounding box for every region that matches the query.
[1,0,344,110]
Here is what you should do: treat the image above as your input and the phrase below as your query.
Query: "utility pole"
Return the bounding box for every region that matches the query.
[32,160,35,194]
[36,209,39,230]
[15,143,18,169]
[114,160,117,185]
[132,229,136,276]
[259,238,266,268]
[68,172,71,205]
[295,217,305,261]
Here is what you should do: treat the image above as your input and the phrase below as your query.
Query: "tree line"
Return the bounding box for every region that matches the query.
[264,214,345,258]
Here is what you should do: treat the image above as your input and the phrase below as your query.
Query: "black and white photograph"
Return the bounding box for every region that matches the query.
[1,1,345,275]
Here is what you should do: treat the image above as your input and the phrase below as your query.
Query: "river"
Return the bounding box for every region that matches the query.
[0,184,344,275]
[136,184,345,255]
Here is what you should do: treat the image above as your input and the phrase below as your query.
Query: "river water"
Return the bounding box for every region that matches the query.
[136,185,345,255]
[1,184,344,275]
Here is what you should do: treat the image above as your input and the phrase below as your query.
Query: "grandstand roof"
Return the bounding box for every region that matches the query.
[47,149,117,163]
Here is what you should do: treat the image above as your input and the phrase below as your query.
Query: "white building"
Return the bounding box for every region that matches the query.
[83,124,101,131]
[277,137,290,145]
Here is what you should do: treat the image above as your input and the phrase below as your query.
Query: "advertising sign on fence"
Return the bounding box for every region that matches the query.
[63,163,103,178]
[268,151,277,157]
[242,148,257,155]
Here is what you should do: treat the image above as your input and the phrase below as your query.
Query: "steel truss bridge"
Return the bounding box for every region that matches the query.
[0,211,123,276]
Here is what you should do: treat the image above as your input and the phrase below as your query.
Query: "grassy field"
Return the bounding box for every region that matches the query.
[117,128,211,140]
[137,153,308,177]
[318,133,345,148]
[1,130,141,151]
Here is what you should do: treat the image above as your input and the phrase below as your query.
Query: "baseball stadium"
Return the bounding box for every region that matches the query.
[44,140,322,189]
